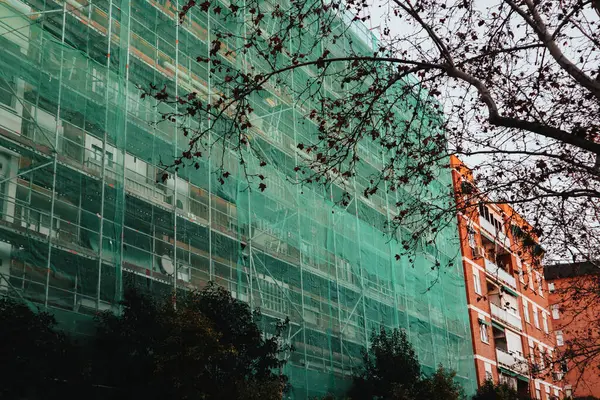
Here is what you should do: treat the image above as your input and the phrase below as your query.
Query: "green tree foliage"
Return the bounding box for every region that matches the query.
[0,299,75,400]
[419,366,464,400]
[93,283,290,400]
[472,380,531,400]
[0,283,290,400]
[348,326,463,400]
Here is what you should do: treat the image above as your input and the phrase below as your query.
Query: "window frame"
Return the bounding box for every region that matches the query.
[536,271,544,297]
[473,266,482,295]
[529,340,535,365]
[0,75,16,109]
[533,306,540,329]
[551,304,560,320]
[480,322,489,344]
[484,362,493,381]
[523,300,531,323]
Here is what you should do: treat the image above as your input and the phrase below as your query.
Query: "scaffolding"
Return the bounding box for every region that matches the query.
[0,0,477,397]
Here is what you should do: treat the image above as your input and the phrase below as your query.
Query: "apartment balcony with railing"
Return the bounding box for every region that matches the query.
[484,257,517,289]
[496,348,529,375]
[478,205,511,248]
[490,302,523,331]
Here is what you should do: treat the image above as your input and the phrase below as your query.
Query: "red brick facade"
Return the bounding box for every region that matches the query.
[546,263,600,398]
[451,156,563,399]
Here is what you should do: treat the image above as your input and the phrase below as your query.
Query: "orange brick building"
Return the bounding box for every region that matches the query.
[545,262,600,398]
[451,156,563,399]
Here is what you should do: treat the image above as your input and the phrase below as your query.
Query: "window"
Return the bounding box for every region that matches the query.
[494,218,502,232]
[480,322,489,344]
[478,204,504,233]
[264,118,283,144]
[548,282,555,293]
[518,265,524,283]
[517,259,525,284]
[533,306,540,329]
[259,275,289,314]
[538,345,545,369]
[0,181,5,218]
[536,271,544,296]
[545,384,550,395]
[523,300,531,323]
[0,76,16,108]
[91,144,114,166]
[529,340,535,365]
[542,312,549,333]
[528,266,534,290]
[484,362,493,381]
[91,67,106,94]
[551,304,560,320]
[556,330,564,346]
[337,258,353,284]
[473,267,482,295]
[300,241,314,266]
[565,386,572,398]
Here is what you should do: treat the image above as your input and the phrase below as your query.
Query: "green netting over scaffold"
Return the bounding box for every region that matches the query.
[0,0,477,397]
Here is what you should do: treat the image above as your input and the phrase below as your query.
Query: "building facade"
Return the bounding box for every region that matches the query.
[0,0,477,397]
[546,262,600,398]
[451,156,563,399]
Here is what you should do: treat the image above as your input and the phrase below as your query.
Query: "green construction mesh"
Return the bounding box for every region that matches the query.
[0,0,477,397]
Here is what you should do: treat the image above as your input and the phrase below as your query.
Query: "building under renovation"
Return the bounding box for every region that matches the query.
[0,0,477,397]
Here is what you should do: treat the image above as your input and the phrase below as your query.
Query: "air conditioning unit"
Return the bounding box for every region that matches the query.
[473,246,484,259]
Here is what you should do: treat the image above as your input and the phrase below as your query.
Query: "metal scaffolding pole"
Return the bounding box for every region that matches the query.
[172,0,181,305]
[44,1,67,309]
[115,0,132,303]
[96,0,114,310]
[288,33,309,396]
[207,6,213,282]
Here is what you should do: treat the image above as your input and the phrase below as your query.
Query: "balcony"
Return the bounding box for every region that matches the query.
[484,258,517,289]
[497,230,511,248]
[479,216,497,237]
[490,303,523,331]
[479,216,511,248]
[496,348,529,375]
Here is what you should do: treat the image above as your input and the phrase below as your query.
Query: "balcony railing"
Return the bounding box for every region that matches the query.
[496,348,529,375]
[479,216,511,248]
[479,216,497,237]
[490,303,523,330]
[484,258,517,289]
[497,230,511,248]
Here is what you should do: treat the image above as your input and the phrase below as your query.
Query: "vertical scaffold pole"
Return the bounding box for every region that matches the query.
[172,0,181,307]
[288,34,309,397]
[329,184,345,373]
[45,1,67,308]
[97,0,114,310]
[116,0,132,302]
[207,4,213,282]
[381,151,401,329]
[352,170,369,350]
[241,0,253,309]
